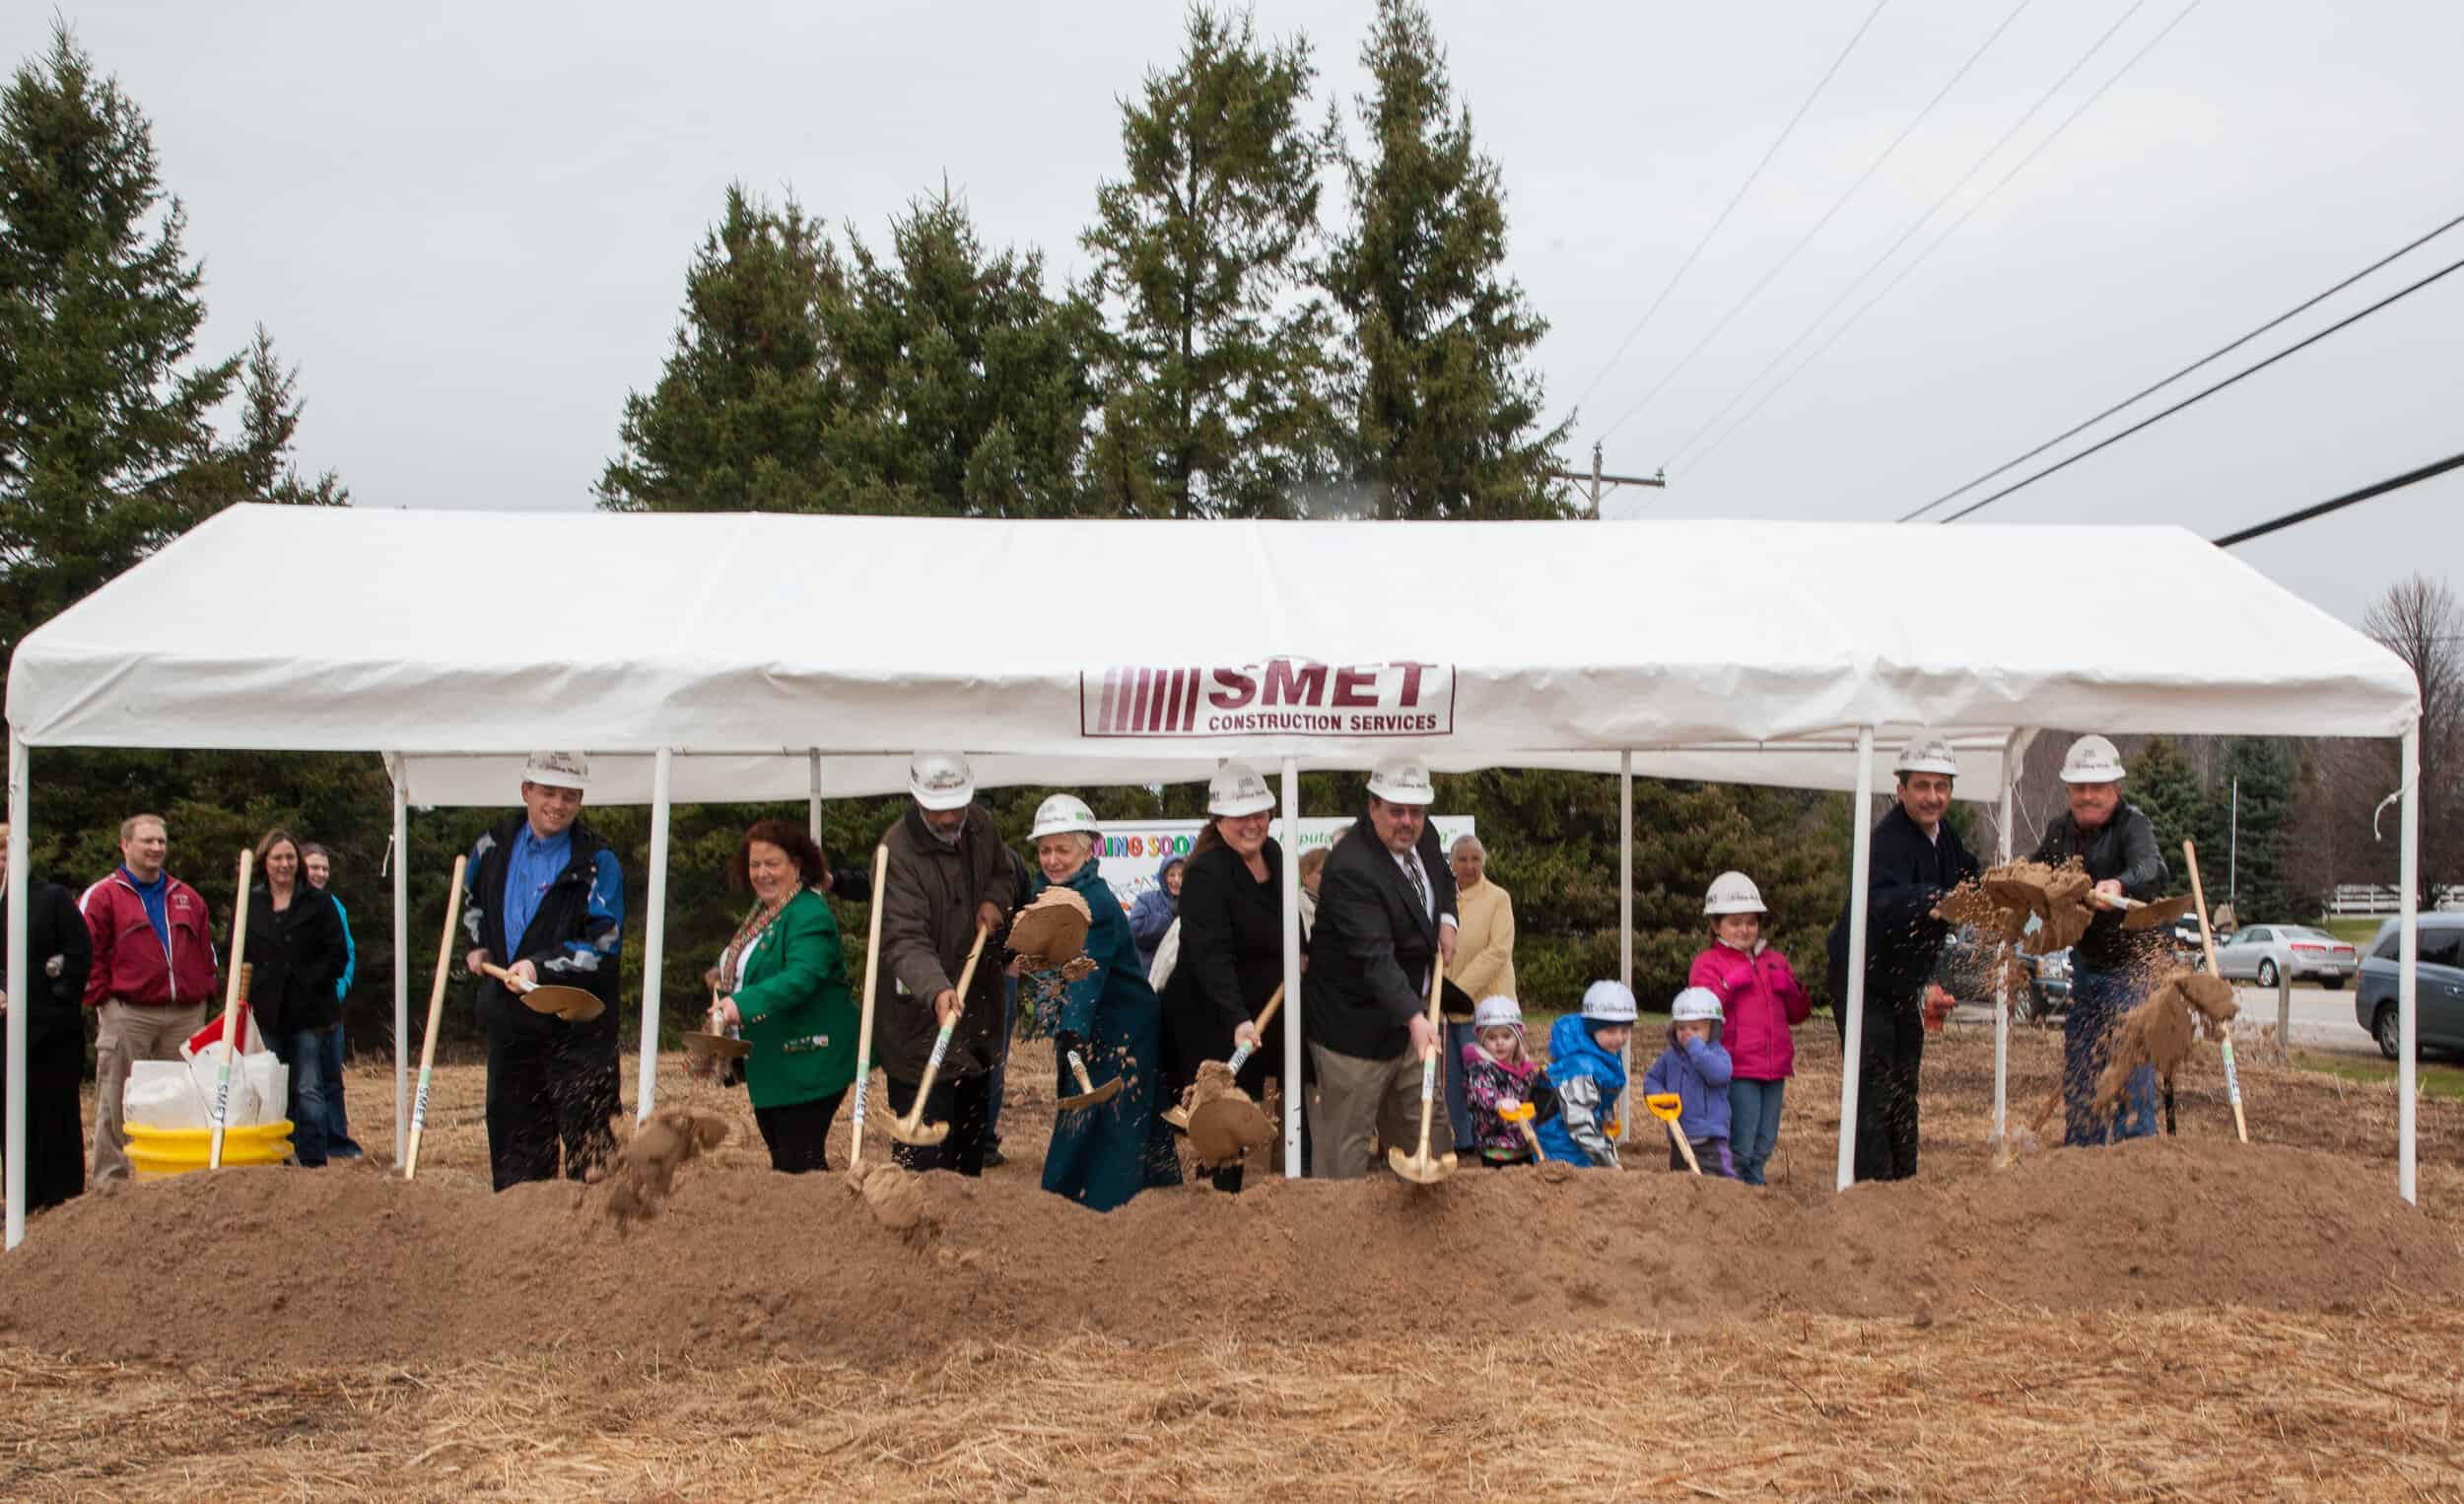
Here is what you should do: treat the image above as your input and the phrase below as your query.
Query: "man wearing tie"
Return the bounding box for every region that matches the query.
[1303,756,1458,1179]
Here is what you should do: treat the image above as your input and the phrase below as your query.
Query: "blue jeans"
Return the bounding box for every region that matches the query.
[1442,1020,1475,1151]
[275,1026,335,1168]
[985,974,1018,1146]
[1727,1077,1785,1185]
[318,1020,363,1157]
[2065,965,2157,1146]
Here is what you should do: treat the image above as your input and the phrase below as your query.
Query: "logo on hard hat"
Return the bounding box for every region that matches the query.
[1081,658,1456,740]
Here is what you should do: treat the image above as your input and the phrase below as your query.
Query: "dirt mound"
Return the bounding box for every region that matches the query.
[1,1138,2452,1371]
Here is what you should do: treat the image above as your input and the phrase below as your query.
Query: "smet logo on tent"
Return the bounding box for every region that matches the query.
[1081,659,1455,738]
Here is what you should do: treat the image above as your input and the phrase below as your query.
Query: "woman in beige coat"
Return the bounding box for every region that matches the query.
[1442,833,1515,1146]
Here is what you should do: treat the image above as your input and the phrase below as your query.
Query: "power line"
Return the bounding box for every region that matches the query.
[1901,210,2464,521]
[1667,0,2186,476]
[1936,250,2464,522]
[2212,449,2464,549]
[1593,0,2034,445]
[1555,1,1887,432]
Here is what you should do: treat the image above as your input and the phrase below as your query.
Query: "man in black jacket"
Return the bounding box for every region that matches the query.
[461,753,626,1191]
[1,824,94,1212]
[2032,733,2168,1146]
[1826,736,1979,1183]
[1304,757,1458,1179]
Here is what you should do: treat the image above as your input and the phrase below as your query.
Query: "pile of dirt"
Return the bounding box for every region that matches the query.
[596,1107,732,1227]
[2,1136,2453,1371]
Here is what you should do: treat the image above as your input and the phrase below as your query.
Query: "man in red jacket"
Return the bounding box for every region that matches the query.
[80,813,220,1183]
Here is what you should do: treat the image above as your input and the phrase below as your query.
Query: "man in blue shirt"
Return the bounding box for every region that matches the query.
[461,753,626,1191]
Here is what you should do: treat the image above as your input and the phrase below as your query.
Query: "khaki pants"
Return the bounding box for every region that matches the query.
[1307,1041,1454,1180]
[93,1000,206,1184]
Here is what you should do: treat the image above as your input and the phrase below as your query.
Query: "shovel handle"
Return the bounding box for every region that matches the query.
[2182,840,2248,1144]
[1066,1048,1097,1096]
[1222,984,1287,1075]
[477,961,536,993]
[1665,1120,1703,1176]
[848,842,892,1170]
[209,851,256,1170]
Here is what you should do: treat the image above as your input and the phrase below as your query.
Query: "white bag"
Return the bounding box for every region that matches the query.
[243,1053,290,1128]
[123,1060,210,1131]
[1147,918,1182,990]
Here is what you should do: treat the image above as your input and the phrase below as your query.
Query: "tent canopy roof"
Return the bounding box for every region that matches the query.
[8,507,2418,803]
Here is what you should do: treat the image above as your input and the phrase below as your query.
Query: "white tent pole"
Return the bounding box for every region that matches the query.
[6,732,30,1252]
[1618,750,1634,1144]
[391,760,410,1164]
[1278,756,1303,1179]
[1992,732,2018,1141]
[2399,720,2419,1204]
[636,746,675,1122]
[806,749,823,846]
[1836,725,1877,1193]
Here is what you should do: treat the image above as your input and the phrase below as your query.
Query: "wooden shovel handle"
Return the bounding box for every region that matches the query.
[1253,984,1285,1036]
[476,960,533,991]
[849,842,891,1169]
[2183,840,2249,1144]
[405,855,468,1181]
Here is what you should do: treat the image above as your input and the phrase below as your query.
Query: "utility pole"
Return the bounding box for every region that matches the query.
[1549,442,1667,517]
[2228,777,2238,903]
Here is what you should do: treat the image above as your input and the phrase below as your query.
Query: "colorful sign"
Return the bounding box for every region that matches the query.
[1094,815,1475,914]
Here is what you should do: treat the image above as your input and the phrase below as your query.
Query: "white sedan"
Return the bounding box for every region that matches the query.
[2214,924,2360,990]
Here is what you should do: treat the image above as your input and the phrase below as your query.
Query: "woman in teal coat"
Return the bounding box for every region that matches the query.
[710,820,859,1173]
[1023,795,1181,1210]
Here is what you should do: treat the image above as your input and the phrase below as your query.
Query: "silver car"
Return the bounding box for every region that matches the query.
[2214,923,2361,990]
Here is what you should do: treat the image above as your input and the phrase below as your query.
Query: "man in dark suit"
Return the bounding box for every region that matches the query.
[1304,756,1458,1179]
[2,821,95,1212]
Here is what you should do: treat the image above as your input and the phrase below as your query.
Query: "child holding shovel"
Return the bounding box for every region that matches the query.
[1644,988,1737,1178]
[1459,995,1558,1167]
[1535,981,1636,1169]
[1688,870,1810,1186]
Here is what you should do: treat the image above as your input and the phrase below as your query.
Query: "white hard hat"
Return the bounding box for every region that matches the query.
[1702,870,1767,916]
[522,751,589,791]
[2060,734,2126,785]
[1472,994,1523,1032]
[909,751,975,810]
[1671,987,1725,1025]
[1029,793,1101,841]
[1206,760,1275,818]
[1365,755,1435,807]
[1894,735,1958,777]
[1580,980,1638,1022]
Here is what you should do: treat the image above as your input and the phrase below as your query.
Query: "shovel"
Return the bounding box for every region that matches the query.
[1499,1100,1546,1160]
[2182,839,2249,1144]
[890,923,989,1148]
[1385,963,1456,1185]
[206,849,255,1171]
[1056,1048,1123,1111]
[404,855,468,1180]
[477,961,604,1023]
[848,844,890,1169]
[1165,984,1284,1130]
[684,983,751,1065]
[2097,891,2197,930]
[1645,1092,1701,1176]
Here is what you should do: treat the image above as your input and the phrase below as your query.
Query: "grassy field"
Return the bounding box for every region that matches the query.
[2320,916,2388,946]
[2293,1048,2464,1101]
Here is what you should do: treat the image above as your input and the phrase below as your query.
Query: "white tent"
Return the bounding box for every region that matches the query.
[5,506,2427,1249]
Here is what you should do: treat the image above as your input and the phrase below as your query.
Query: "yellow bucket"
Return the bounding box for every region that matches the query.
[124,1121,295,1179]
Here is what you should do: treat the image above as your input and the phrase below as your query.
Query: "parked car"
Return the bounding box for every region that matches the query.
[2355,915,2464,1060]
[2214,924,2360,990]
[2019,947,2072,1024]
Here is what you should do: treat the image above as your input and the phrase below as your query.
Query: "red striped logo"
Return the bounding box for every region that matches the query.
[1092,665,1203,733]
[1081,660,1454,740]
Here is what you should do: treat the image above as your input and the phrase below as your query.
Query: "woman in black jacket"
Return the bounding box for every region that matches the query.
[1159,761,1287,1192]
[244,828,350,1167]
[0,823,94,1211]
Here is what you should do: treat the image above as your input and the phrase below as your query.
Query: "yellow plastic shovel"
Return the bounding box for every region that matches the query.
[1645,1091,1701,1176]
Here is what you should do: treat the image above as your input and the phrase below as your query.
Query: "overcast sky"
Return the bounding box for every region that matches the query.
[8,1,2456,628]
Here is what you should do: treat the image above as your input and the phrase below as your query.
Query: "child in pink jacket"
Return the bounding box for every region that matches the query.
[1689,870,1810,1186]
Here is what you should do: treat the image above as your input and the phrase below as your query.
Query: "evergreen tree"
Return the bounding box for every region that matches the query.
[2224,736,2299,921]
[1328,0,1571,518]
[1081,4,1343,518]
[223,325,349,507]
[0,23,239,663]
[596,184,852,513]
[827,185,1102,517]
[2129,735,2218,896]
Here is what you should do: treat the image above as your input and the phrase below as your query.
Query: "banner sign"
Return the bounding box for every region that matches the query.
[1080,659,1455,739]
[1092,815,1474,914]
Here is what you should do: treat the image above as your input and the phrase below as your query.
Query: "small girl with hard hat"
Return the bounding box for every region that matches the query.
[1688,871,1811,1185]
[1458,994,1558,1167]
[1643,988,1738,1178]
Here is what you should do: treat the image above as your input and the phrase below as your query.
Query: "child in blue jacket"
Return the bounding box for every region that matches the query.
[1643,987,1737,1178]
[1536,981,1636,1169]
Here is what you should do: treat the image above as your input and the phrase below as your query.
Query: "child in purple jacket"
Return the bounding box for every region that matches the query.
[1643,988,1737,1178]
[1458,994,1556,1167]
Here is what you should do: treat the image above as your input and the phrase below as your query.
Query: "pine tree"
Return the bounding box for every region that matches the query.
[596,184,852,513]
[1081,4,1343,518]
[224,325,349,507]
[2224,736,2299,921]
[1327,0,1571,518]
[0,23,239,663]
[828,185,1102,517]
[2127,735,2217,896]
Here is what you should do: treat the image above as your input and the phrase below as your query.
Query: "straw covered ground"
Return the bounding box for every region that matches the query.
[4,1018,2460,1500]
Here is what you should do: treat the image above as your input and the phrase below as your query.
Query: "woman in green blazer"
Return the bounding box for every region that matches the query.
[710,820,859,1172]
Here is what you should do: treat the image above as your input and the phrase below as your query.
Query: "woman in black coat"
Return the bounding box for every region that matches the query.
[0,824,94,1212]
[243,829,350,1167]
[1159,762,1287,1192]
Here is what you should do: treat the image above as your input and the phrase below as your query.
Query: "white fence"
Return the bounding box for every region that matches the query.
[2327,884,2464,916]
